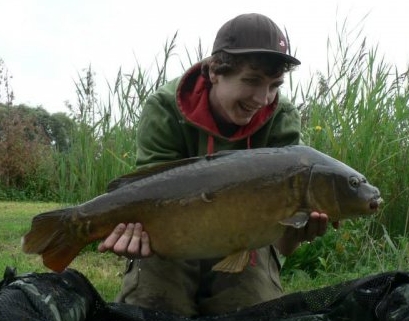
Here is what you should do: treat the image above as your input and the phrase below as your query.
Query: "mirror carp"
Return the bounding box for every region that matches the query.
[22,145,382,273]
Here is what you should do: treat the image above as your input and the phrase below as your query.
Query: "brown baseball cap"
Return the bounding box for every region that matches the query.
[212,13,301,65]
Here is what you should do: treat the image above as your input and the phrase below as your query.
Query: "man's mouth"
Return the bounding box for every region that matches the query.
[239,103,261,113]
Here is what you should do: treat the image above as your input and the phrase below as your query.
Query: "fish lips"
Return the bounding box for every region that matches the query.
[369,196,383,211]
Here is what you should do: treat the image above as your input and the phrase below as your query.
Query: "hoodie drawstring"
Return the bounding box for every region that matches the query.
[207,135,215,154]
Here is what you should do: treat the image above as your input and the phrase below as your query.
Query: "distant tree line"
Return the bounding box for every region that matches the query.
[0,103,77,200]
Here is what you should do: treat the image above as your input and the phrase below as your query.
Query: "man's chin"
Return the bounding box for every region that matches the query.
[233,117,253,126]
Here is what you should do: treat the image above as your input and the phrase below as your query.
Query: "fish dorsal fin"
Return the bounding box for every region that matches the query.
[211,250,250,273]
[106,157,202,192]
[279,211,309,229]
[205,149,237,159]
[106,150,239,192]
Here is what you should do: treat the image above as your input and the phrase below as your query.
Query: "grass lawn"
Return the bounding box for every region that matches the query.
[0,201,124,301]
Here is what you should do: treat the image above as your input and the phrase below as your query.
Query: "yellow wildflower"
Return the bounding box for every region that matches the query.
[335,242,345,253]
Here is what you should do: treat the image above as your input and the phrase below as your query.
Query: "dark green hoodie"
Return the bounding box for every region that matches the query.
[135,62,302,169]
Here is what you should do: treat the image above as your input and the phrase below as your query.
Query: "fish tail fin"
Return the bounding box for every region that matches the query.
[22,208,85,272]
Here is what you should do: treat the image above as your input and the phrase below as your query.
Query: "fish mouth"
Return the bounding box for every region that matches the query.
[369,196,383,211]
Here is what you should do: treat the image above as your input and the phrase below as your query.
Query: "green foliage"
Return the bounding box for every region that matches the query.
[283,218,375,276]
[281,216,409,292]
[0,104,54,200]
[0,104,76,201]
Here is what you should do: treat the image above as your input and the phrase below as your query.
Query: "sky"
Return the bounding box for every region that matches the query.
[0,0,408,114]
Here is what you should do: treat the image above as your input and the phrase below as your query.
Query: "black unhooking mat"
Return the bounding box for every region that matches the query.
[1,266,409,321]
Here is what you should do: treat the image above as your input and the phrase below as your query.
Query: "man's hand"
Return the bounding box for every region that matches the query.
[275,212,339,256]
[98,222,153,259]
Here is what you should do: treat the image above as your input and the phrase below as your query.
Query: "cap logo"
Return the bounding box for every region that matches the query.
[279,40,286,47]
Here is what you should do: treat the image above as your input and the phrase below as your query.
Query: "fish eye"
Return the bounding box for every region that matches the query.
[349,176,360,188]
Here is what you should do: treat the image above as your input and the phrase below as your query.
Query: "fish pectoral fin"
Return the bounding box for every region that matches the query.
[211,251,250,273]
[279,211,309,229]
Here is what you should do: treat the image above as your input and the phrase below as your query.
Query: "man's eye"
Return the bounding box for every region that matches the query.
[243,78,259,85]
[269,84,281,91]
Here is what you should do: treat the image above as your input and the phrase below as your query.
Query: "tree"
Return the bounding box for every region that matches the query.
[0,103,76,199]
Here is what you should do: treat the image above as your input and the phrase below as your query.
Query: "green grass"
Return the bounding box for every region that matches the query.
[0,201,124,301]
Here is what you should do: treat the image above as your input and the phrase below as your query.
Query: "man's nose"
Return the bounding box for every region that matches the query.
[252,87,272,106]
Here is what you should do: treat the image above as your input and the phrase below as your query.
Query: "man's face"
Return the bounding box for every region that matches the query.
[209,64,284,126]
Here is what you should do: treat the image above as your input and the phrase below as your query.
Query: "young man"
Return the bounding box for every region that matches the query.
[98,13,335,317]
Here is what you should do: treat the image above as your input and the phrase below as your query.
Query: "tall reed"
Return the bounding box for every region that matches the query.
[54,35,178,202]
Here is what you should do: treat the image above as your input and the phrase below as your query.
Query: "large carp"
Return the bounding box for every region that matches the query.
[22,145,382,273]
